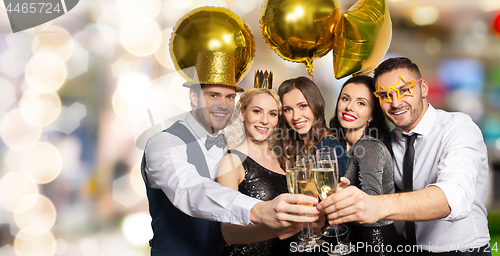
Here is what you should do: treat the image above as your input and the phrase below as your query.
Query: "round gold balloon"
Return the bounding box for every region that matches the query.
[260,0,341,76]
[170,7,255,84]
[332,0,392,79]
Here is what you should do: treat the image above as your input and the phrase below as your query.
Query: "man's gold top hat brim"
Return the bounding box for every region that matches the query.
[183,51,244,92]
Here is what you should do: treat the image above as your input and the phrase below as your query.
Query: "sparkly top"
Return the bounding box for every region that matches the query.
[223,149,290,256]
[344,135,395,227]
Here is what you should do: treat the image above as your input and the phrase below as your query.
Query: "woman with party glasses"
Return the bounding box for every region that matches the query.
[329,75,401,255]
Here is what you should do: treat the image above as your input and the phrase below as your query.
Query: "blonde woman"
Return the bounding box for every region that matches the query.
[217,88,295,256]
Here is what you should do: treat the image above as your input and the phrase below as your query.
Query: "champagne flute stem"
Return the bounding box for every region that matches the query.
[307,222,313,238]
[333,224,341,245]
[307,222,316,245]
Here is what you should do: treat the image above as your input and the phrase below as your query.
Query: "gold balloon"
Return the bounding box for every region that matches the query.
[170,7,255,84]
[332,0,392,79]
[260,0,341,76]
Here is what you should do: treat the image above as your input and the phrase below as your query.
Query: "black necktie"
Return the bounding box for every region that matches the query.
[403,133,418,246]
[205,133,225,150]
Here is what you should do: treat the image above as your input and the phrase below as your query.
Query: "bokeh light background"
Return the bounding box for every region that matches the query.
[1,0,500,255]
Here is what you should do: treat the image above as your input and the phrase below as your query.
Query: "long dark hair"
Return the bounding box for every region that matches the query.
[277,76,332,166]
[329,75,391,148]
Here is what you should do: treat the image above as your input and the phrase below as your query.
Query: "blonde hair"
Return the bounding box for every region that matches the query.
[225,88,282,148]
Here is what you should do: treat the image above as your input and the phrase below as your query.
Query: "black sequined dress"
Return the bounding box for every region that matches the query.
[223,149,290,256]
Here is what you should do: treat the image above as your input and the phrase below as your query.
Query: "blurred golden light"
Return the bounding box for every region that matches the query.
[153,28,176,70]
[14,227,56,255]
[112,90,149,123]
[19,89,62,127]
[95,23,117,44]
[234,0,258,14]
[25,52,67,93]
[130,162,146,198]
[171,0,193,11]
[21,142,62,184]
[118,0,161,19]
[14,194,57,233]
[294,6,305,17]
[96,4,124,28]
[412,6,439,26]
[32,26,74,62]
[285,6,305,22]
[117,72,151,105]
[121,212,153,247]
[0,77,16,112]
[0,172,39,212]
[425,37,441,55]
[285,13,296,22]
[478,0,500,12]
[4,149,23,171]
[207,0,225,7]
[208,39,222,50]
[223,34,232,43]
[24,21,53,34]
[56,239,68,255]
[0,109,41,149]
[120,18,162,57]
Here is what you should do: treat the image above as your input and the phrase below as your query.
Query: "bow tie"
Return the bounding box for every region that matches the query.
[205,133,225,150]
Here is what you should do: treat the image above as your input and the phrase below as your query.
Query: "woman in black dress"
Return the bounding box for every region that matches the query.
[217,87,292,256]
[329,75,402,255]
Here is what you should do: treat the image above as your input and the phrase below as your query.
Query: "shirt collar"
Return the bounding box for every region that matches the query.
[394,103,437,138]
[185,112,211,140]
[410,103,436,137]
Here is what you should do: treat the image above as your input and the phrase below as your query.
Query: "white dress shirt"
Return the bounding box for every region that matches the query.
[144,113,260,225]
[392,104,490,252]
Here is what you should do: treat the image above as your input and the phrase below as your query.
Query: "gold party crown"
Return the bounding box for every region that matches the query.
[254,70,273,89]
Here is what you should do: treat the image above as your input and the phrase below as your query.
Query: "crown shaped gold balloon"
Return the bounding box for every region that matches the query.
[254,70,273,89]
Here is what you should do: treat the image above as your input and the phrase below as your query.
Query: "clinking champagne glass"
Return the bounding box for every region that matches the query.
[296,156,323,246]
[314,148,350,255]
[285,158,307,241]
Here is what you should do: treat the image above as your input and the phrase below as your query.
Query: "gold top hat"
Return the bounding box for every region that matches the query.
[183,51,244,92]
[254,70,273,89]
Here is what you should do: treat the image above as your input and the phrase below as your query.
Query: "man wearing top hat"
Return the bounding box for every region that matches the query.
[141,51,319,255]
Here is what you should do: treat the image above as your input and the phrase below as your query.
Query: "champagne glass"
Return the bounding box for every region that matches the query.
[296,156,323,246]
[285,158,297,195]
[314,148,350,255]
[285,158,306,241]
